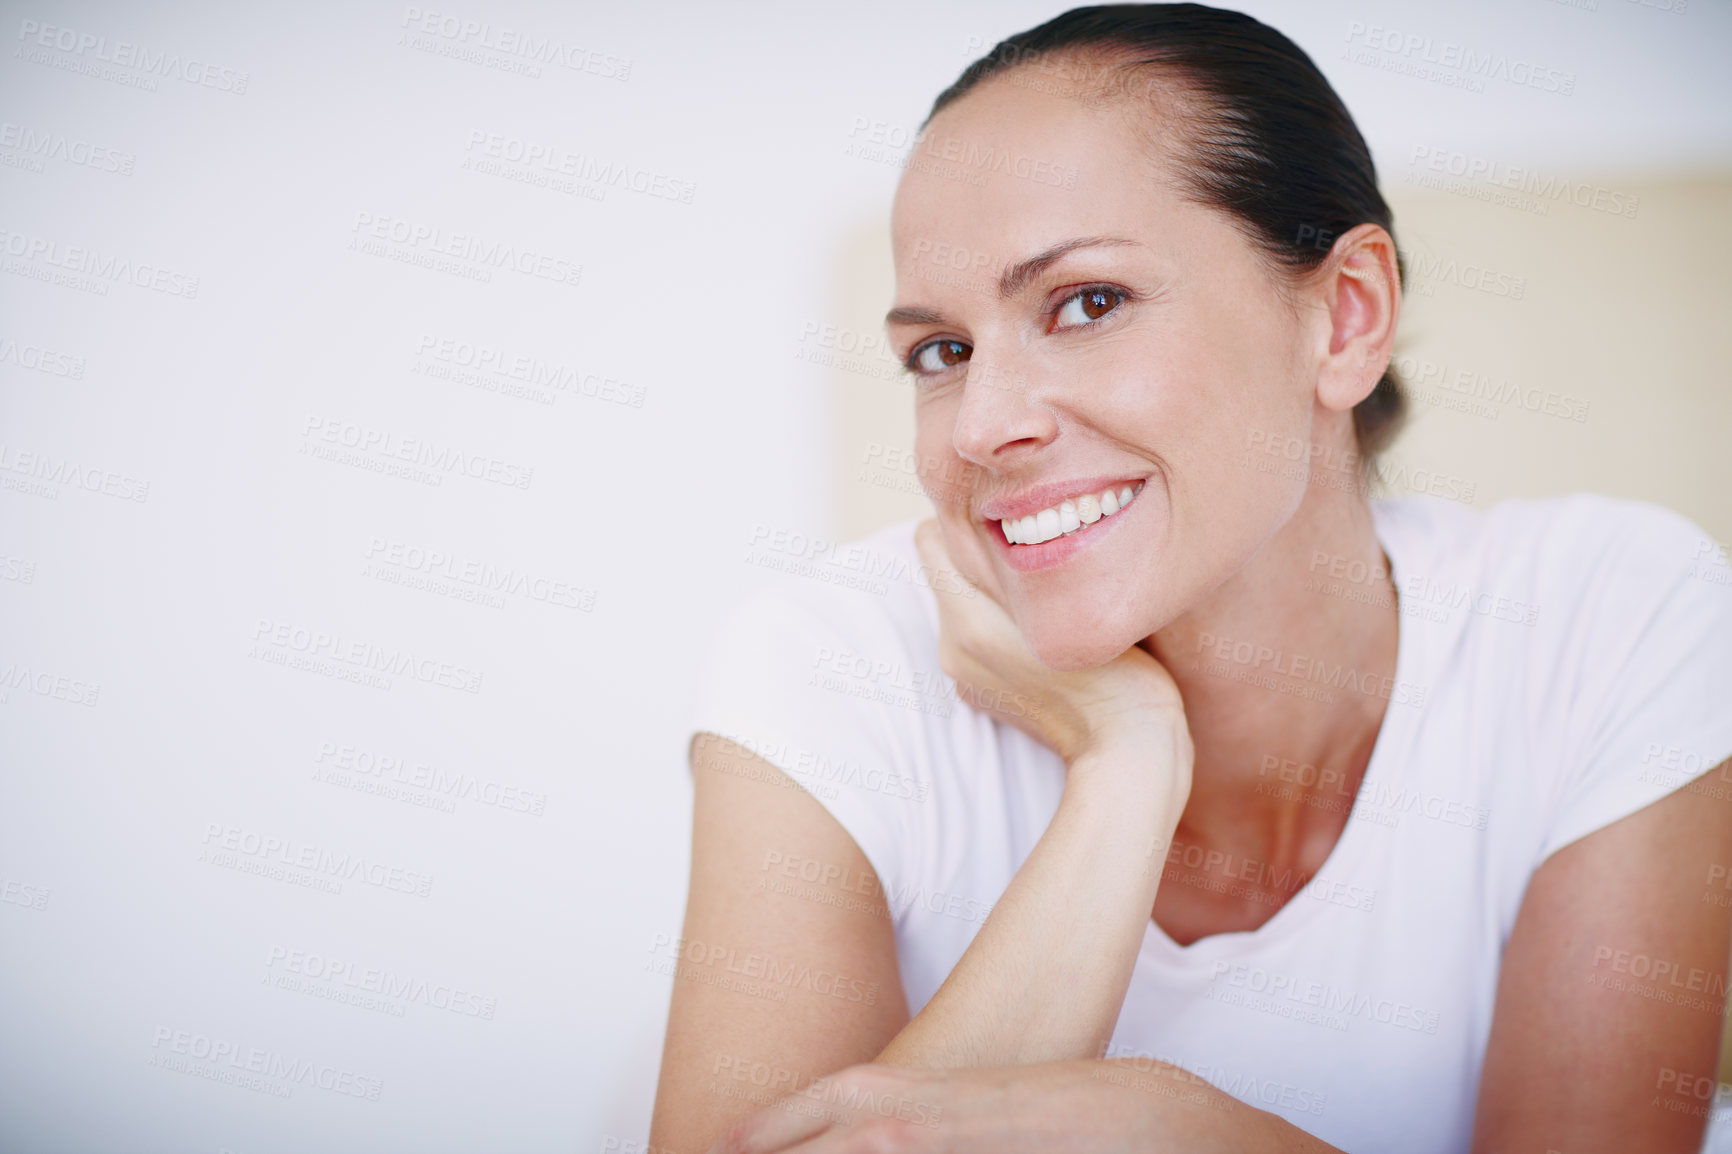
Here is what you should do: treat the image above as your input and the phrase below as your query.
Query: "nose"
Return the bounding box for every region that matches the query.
[950,356,1058,467]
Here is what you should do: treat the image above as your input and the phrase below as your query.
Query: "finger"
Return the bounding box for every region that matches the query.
[916,516,1002,600]
[915,519,1009,628]
[703,1067,886,1150]
[706,1096,834,1154]
[777,1117,942,1154]
[913,517,964,585]
[772,1067,949,1154]
[917,519,1021,645]
[915,518,982,632]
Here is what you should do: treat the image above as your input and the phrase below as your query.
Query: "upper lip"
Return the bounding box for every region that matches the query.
[978,475,1148,523]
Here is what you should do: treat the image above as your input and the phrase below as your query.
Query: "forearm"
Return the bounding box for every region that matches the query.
[746,1058,1345,1153]
[877,735,1187,1067]
[1089,1058,1347,1154]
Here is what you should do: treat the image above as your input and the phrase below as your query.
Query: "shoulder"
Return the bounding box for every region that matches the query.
[1487,493,1729,650]
[1381,494,1732,862]
[697,517,986,792]
[716,519,943,672]
[1376,491,1729,630]
[1485,491,1721,584]
[693,521,959,917]
[1377,493,1732,789]
[1377,489,1718,568]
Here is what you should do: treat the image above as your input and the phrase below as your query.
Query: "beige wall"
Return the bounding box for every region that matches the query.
[825,172,1732,1078]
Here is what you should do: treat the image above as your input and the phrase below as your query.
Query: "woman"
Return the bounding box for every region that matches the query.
[652,6,1732,1151]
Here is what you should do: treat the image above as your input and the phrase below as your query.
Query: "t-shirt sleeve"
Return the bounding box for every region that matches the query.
[688,589,929,918]
[1538,503,1732,861]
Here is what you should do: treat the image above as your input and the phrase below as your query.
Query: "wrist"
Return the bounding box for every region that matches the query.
[1085,1058,1341,1154]
[1061,746,1189,876]
[1068,719,1192,805]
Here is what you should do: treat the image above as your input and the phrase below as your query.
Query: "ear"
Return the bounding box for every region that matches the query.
[1312,223,1400,414]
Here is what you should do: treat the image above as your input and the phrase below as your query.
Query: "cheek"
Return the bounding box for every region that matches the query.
[1122,304,1312,507]
[1191,279,1316,442]
[912,397,969,508]
[913,407,1011,597]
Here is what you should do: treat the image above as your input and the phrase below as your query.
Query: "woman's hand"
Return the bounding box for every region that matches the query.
[863,523,1193,1068]
[914,518,1190,768]
[705,1061,1155,1154]
[705,1059,1339,1154]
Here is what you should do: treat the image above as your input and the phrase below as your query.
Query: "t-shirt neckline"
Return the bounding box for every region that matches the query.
[1138,500,1423,964]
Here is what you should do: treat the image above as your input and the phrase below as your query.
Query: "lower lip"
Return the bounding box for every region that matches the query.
[993,497,1138,573]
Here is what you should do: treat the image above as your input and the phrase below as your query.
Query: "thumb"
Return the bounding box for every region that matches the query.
[913,517,953,575]
[921,519,990,592]
[914,517,988,607]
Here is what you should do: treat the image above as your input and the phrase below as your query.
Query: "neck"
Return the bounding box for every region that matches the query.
[1145,474,1398,850]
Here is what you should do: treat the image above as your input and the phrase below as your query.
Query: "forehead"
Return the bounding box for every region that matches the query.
[889,70,1187,267]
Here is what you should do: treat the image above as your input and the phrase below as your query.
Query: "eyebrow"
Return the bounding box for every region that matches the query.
[884,236,1141,328]
[885,304,948,327]
[997,236,1139,298]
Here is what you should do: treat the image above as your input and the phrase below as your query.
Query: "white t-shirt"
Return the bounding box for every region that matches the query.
[690,493,1732,1154]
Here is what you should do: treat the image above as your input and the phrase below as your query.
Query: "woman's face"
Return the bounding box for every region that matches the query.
[889,72,1334,670]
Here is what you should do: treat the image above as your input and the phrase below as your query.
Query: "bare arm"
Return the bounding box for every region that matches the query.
[1472,760,1732,1152]
[875,739,1186,1067]
[648,735,910,1154]
[708,1056,1349,1152]
[700,762,1732,1154]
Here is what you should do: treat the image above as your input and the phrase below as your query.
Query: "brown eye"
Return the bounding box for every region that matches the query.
[1081,289,1119,318]
[912,338,972,374]
[1055,287,1125,328]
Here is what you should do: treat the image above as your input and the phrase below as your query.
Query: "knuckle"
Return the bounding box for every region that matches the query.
[856,1116,920,1154]
[948,611,987,655]
[712,1111,763,1154]
[936,637,965,679]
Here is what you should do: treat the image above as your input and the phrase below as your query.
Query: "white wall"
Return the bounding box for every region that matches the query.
[0,2,1727,1152]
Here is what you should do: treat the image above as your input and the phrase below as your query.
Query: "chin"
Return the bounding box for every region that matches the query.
[1019,614,1145,672]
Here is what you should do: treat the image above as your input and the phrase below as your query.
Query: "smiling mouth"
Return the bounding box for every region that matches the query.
[997,481,1144,546]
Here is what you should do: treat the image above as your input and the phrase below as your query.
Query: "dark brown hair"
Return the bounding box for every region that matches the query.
[927,3,1407,463]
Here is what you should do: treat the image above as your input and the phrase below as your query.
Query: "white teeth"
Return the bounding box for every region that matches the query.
[997,481,1144,546]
